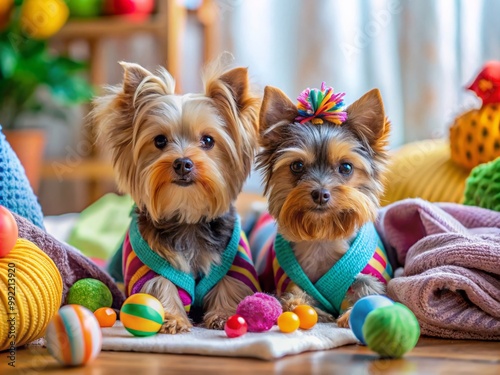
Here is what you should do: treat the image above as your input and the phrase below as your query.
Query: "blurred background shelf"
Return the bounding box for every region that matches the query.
[42,159,114,180]
[56,16,168,38]
[52,0,184,89]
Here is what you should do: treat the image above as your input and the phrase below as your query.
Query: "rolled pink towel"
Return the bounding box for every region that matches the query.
[376,198,500,340]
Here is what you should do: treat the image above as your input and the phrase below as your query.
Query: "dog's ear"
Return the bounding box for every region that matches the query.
[217,67,250,109]
[259,86,297,145]
[344,89,390,153]
[205,67,259,124]
[205,66,260,178]
[260,86,297,133]
[256,87,298,192]
[120,61,175,98]
[207,66,260,136]
[120,62,153,95]
[205,66,249,106]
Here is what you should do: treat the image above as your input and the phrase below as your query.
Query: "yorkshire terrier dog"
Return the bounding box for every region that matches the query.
[252,83,393,326]
[92,61,261,333]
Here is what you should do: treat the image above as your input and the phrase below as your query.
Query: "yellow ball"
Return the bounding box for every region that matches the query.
[120,293,165,337]
[277,312,300,333]
[0,239,63,351]
[21,0,69,40]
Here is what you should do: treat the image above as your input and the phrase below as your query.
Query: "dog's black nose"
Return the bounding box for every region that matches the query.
[173,158,194,176]
[311,188,331,205]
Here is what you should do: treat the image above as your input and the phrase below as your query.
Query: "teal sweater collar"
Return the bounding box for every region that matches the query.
[274,222,379,316]
[128,210,241,307]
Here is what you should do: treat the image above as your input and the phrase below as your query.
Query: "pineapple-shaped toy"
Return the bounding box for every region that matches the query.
[450,61,500,170]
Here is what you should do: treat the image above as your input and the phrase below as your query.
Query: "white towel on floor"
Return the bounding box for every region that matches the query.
[102,322,357,360]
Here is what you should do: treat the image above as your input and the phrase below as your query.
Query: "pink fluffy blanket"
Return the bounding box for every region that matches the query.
[376,199,500,340]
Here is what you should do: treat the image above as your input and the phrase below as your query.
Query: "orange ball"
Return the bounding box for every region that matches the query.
[277,312,300,333]
[94,307,117,327]
[293,305,318,329]
[0,205,18,258]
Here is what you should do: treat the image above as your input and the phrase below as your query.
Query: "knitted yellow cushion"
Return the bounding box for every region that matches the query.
[0,239,63,351]
[381,140,470,206]
[449,104,500,170]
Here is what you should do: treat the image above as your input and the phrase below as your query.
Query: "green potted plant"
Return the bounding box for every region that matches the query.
[0,0,94,192]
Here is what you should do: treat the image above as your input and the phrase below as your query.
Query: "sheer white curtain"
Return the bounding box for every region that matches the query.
[219,0,500,147]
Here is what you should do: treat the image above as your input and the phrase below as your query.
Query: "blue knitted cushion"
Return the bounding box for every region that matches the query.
[0,126,45,229]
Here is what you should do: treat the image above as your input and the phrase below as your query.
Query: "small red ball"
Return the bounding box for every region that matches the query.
[0,205,18,258]
[224,315,248,338]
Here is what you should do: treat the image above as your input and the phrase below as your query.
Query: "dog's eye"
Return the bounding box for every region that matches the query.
[290,161,305,174]
[200,135,215,150]
[338,162,353,176]
[154,135,168,150]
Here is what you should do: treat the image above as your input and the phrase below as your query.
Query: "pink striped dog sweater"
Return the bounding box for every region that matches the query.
[123,211,261,314]
[249,212,393,317]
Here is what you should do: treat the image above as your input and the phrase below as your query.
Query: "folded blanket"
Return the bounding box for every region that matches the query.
[102,321,357,360]
[376,198,500,340]
[14,213,125,309]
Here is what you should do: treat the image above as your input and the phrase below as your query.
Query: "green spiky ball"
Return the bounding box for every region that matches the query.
[362,303,420,359]
[67,278,113,312]
[463,157,500,212]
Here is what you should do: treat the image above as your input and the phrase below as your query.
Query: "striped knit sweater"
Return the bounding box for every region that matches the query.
[249,212,393,317]
[123,212,261,314]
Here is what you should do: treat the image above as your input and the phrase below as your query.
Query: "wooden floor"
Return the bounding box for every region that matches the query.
[3,338,500,375]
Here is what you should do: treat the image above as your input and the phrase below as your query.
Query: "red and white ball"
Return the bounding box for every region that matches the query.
[45,304,102,366]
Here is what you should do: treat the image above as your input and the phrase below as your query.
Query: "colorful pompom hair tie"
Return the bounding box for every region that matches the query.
[295,82,348,125]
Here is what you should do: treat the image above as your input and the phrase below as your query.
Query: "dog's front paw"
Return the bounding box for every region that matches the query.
[336,308,351,328]
[315,308,335,323]
[280,291,311,313]
[203,310,230,330]
[347,274,386,305]
[159,313,192,334]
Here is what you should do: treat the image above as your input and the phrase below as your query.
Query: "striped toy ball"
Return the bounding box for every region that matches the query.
[120,293,165,337]
[45,304,102,366]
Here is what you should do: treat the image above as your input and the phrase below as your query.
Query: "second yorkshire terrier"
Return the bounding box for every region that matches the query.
[253,83,393,325]
[92,61,261,333]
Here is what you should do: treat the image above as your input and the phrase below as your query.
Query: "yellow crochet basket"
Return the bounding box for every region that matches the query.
[449,104,500,170]
[381,140,470,206]
[0,238,63,351]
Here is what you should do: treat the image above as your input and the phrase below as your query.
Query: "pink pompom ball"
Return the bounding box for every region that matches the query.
[236,293,282,332]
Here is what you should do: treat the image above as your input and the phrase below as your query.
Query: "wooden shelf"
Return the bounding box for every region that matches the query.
[54,15,166,40]
[42,158,114,181]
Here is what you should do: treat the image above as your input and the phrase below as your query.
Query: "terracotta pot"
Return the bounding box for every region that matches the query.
[4,129,46,194]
